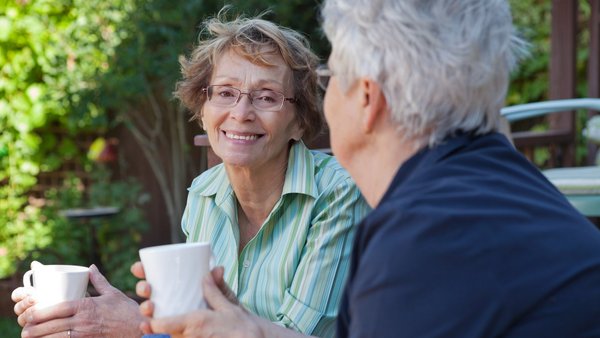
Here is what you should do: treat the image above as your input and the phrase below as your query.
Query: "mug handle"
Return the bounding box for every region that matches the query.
[23,270,34,288]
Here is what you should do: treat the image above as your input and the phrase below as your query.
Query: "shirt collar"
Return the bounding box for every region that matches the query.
[380,132,497,204]
[281,140,318,199]
[187,140,319,205]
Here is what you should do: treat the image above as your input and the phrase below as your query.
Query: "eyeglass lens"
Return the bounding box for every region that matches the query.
[206,85,285,111]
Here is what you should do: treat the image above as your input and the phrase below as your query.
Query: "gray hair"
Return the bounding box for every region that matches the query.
[321,0,528,148]
[175,11,324,142]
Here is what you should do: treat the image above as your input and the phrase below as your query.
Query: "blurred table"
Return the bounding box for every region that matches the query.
[543,166,600,217]
[60,206,119,272]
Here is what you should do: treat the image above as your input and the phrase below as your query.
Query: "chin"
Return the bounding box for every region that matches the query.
[221,155,256,168]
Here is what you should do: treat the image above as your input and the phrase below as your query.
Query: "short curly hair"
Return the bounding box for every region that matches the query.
[174,12,324,142]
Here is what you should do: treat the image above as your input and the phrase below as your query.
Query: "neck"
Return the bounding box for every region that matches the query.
[348,133,418,208]
[225,156,288,225]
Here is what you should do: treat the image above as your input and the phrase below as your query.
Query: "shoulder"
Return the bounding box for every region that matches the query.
[311,151,356,190]
[304,151,370,218]
[188,164,227,194]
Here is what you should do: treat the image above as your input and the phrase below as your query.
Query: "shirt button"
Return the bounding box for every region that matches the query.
[243,260,250,268]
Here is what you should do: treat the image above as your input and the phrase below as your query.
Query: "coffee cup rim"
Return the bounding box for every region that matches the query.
[34,265,89,273]
[139,242,210,255]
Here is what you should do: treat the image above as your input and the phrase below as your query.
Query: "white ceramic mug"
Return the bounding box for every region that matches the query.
[22,264,89,309]
[139,242,212,318]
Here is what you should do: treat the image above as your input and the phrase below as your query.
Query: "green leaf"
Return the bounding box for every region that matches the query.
[0,17,11,41]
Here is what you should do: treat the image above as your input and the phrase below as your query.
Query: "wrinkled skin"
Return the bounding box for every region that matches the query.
[133,263,311,338]
[12,264,144,338]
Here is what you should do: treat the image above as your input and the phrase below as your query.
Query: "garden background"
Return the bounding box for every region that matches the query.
[0,0,595,334]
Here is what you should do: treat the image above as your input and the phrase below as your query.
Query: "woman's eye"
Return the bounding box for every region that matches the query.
[254,91,278,102]
[256,95,275,103]
[218,90,236,97]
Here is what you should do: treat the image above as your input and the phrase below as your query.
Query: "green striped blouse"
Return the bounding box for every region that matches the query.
[182,141,370,337]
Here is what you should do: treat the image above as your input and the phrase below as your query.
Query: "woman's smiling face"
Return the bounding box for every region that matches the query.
[201,49,303,170]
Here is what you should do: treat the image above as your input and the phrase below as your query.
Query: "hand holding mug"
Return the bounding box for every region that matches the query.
[21,261,89,309]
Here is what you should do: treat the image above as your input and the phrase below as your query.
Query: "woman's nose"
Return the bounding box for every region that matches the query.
[230,94,255,120]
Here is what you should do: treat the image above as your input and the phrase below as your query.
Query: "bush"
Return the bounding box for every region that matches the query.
[15,167,149,293]
[0,316,21,337]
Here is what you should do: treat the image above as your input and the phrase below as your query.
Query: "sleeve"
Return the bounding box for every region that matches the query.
[275,177,370,337]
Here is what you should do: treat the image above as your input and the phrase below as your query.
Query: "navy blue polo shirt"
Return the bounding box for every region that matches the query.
[337,132,600,338]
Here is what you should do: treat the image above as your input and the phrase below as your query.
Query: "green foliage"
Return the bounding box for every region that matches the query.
[508,0,552,105]
[15,167,149,293]
[508,0,593,166]
[87,168,150,292]
[212,0,329,58]
[0,0,137,278]
[0,316,21,337]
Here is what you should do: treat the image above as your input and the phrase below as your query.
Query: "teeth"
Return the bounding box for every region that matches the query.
[226,132,258,141]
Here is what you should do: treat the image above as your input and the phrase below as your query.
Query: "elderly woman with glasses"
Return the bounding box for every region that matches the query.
[159,14,369,336]
[12,13,369,338]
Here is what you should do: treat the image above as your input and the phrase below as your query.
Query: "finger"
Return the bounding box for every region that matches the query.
[24,300,78,325]
[11,286,34,303]
[21,320,72,338]
[136,280,151,299]
[26,332,74,338]
[210,266,225,282]
[89,264,117,295]
[14,295,36,318]
[211,267,238,305]
[131,261,145,279]
[139,300,154,317]
[140,320,153,334]
[30,260,43,269]
[149,316,186,336]
[203,272,234,311]
[16,298,36,327]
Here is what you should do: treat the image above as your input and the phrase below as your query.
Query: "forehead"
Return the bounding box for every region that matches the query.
[211,49,292,88]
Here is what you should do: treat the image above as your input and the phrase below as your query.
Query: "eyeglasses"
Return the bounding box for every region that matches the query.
[202,85,296,111]
[317,65,333,91]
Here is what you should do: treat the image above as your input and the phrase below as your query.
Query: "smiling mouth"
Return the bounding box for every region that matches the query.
[224,131,262,141]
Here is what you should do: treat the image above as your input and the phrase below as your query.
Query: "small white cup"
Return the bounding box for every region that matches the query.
[139,242,212,318]
[22,264,89,309]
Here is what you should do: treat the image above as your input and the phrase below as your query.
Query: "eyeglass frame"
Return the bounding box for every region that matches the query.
[201,85,297,111]
[316,65,334,91]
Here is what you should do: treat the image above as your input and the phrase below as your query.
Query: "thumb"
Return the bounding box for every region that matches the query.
[89,264,117,295]
[203,273,234,311]
[211,267,238,305]
[30,260,43,269]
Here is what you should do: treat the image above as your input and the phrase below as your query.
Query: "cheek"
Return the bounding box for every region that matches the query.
[202,107,223,128]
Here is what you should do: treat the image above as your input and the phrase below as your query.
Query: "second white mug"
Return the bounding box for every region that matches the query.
[139,242,212,318]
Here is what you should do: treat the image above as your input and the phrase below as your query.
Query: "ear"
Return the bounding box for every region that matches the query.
[359,79,387,134]
[290,123,304,142]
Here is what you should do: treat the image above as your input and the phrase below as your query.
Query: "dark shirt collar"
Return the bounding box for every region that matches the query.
[379,132,501,205]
